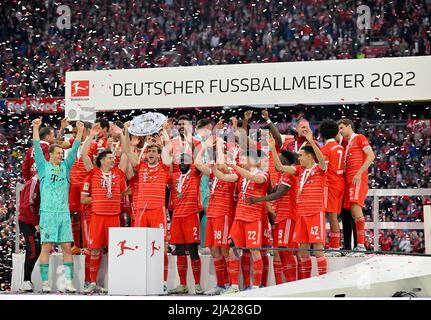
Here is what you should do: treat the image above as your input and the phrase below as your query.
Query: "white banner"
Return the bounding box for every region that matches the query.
[65,56,431,119]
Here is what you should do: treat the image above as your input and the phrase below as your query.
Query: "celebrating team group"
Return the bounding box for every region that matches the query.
[20,109,375,295]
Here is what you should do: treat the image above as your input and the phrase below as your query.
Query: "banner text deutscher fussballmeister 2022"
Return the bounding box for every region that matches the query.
[65,56,431,120]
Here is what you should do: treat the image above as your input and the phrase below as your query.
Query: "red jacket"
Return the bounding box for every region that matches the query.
[22,141,50,182]
[18,176,40,226]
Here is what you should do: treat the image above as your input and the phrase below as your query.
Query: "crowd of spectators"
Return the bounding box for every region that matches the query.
[1,0,431,98]
[1,0,431,291]
[364,229,425,252]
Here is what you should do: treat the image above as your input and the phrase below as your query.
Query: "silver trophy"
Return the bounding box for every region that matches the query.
[128,112,167,136]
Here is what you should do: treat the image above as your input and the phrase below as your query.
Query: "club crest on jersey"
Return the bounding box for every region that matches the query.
[143,171,148,181]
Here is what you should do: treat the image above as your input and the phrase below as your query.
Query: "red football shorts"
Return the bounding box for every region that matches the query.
[69,183,82,213]
[324,183,345,214]
[134,206,167,240]
[88,214,120,249]
[204,215,233,248]
[229,219,262,249]
[261,215,271,247]
[343,178,368,209]
[273,218,297,248]
[81,205,92,248]
[293,212,326,244]
[170,213,200,244]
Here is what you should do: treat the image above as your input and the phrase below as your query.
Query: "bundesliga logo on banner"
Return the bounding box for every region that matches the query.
[71,80,90,97]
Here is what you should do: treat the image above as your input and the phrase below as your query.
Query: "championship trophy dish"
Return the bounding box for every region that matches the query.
[128,112,167,136]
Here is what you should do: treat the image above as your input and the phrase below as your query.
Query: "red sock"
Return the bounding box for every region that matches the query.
[227,258,240,286]
[177,256,188,286]
[261,251,269,287]
[71,217,81,247]
[84,253,91,282]
[164,252,168,282]
[89,254,101,283]
[329,232,341,249]
[222,257,230,286]
[241,252,251,288]
[280,250,297,282]
[355,218,365,246]
[213,257,225,287]
[299,257,312,280]
[191,258,201,285]
[316,256,327,275]
[273,259,283,285]
[252,255,263,287]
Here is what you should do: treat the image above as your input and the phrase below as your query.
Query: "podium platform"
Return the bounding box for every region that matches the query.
[11,253,369,295]
[235,256,431,297]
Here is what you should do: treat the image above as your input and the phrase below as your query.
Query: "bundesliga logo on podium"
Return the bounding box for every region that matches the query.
[117,240,139,257]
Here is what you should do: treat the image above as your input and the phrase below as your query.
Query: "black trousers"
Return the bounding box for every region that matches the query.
[340,209,357,250]
[18,221,41,281]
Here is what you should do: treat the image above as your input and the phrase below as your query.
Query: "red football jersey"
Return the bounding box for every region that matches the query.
[344,134,371,181]
[274,173,298,222]
[82,167,126,215]
[90,136,108,157]
[170,166,202,217]
[206,170,238,218]
[22,141,50,182]
[257,141,281,185]
[282,135,320,154]
[18,176,40,226]
[321,139,345,186]
[234,170,269,222]
[294,164,327,216]
[68,138,95,186]
[128,170,139,207]
[171,135,193,173]
[133,160,170,209]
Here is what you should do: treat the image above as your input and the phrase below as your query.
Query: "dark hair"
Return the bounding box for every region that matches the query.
[147,144,161,154]
[95,118,109,130]
[337,119,354,131]
[114,120,124,129]
[319,119,339,140]
[48,144,62,154]
[279,149,296,165]
[40,127,54,140]
[302,145,316,158]
[83,122,92,130]
[96,149,113,168]
[178,115,189,121]
[196,119,211,129]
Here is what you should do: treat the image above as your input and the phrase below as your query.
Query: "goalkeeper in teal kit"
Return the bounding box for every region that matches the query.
[32,118,84,293]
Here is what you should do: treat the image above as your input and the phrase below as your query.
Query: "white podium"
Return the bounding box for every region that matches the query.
[108,227,164,296]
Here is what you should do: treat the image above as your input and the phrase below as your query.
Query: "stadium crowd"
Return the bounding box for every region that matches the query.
[0,0,430,293]
[1,0,431,98]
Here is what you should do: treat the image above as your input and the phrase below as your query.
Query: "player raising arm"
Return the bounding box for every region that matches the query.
[33,118,84,293]
[270,126,329,280]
